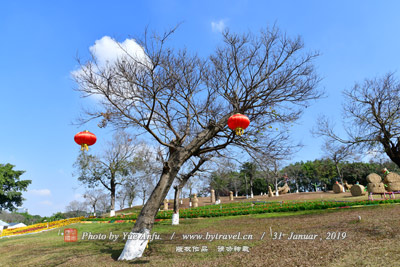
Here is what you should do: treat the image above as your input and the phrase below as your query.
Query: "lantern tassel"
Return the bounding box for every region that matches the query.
[81,144,89,151]
[235,128,244,136]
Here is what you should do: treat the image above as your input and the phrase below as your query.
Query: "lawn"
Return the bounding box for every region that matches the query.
[1,204,400,266]
[116,191,371,216]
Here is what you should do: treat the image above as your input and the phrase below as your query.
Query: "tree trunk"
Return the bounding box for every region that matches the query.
[118,151,183,261]
[142,190,146,206]
[118,118,227,261]
[110,179,116,217]
[250,178,254,198]
[335,163,343,184]
[233,181,238,197]
[244,174,249,198]
[120,195,127,210]
[172,186,181,225]
[379,137,400,168]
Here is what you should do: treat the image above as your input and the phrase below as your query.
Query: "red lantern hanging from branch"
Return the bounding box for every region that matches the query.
[74,130,97,151]
[227,113,250,136]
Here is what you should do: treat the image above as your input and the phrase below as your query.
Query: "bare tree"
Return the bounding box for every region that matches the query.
[0,210,26,224]
[230,172,241,197]
[185,175,201,200]
[74,131,136,216]
[315,72,400,168]
[97,196,111,214]
[73,26,321,260]
[65,200,88,214]
[84,189,107,216]
[322,140,354,184]
[269,159,284,196]
[117,180,136,209]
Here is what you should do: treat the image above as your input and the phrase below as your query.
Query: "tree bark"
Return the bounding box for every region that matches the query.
[274,178,279,196]
[172,185,181,225]
[173,186,181,213]
[110,179,116,217]
[119,119,226,261]
[250,178,254,198]
[244,174,249,198]
[118,150,184,260]
[379,136,400,168]
[335,163,343,184]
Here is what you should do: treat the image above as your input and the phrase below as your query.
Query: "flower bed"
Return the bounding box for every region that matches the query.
[0,217,84,237]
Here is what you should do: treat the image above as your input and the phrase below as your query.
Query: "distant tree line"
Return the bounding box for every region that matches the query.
[207,159,400,197]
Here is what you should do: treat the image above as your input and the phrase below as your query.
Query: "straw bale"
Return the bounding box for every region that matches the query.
[366,173,382,183]
[367,182,386,193]
[387,182,400,192]
[350,184,366,196]
[333,183,344,193]
[384,172,400,183]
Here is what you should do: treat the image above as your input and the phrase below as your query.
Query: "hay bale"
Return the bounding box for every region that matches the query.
[367,182,386,193]
[333,183,344,193]
[350,184,366,196]
[366,173,382,183]
[384,172,400,183]
[387,182,400,192]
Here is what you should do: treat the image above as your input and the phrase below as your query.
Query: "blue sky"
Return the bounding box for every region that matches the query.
[1,0,399,216]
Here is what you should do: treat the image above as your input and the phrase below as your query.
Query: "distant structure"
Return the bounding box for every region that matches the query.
[8,222,27,229]
[0,220,9,232]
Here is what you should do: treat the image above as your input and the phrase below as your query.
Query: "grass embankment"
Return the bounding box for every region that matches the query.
[2,205,400,266]
[115,191,370,216]
[91,198,400,222]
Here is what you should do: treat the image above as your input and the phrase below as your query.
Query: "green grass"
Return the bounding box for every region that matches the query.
[2,204,400,266]
[88,197,400,222]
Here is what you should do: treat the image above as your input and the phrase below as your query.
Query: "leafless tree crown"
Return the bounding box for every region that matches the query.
[314,72,400,167]
[74,26,321,159]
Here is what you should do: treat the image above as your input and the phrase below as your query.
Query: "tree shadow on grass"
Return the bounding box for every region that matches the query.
[99,244,122,260]
[128,260,151,264]
[99,244,151,264]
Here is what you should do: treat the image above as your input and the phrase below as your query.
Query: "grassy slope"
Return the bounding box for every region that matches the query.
[116,191,369,216]
[1,205,400,267]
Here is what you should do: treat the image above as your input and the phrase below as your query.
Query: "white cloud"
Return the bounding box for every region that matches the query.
[28,189,51,196]
[39,200,52,206]
[71,36,151,101]
[211,19,227,33]
[88,36,150,67]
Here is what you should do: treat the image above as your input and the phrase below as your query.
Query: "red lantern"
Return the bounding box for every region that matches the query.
[74,130,97,151]
[227,113,250,136]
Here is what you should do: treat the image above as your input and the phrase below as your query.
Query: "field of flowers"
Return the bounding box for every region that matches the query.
[0,217,84,237]
[84,199,400,222]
